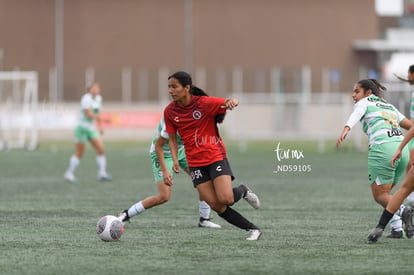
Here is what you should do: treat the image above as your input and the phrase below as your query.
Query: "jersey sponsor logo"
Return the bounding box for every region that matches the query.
[387,129,403,137]
[367,97,382,102]
[216,165,222,172]
[375,102,394,110]
[192,110,202,120]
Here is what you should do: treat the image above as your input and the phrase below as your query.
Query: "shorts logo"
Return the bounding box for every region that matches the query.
[174,116,180,122]
[216,165,222,172]
[191,170,203,180]
[192,110,202,120]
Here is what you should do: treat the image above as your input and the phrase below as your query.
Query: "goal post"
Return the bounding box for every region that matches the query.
[0,71,38,150]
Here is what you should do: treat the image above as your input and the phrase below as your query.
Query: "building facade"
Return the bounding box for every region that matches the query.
[0,0,378,101]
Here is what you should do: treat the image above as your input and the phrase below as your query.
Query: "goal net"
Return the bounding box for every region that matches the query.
[0,71,38,150]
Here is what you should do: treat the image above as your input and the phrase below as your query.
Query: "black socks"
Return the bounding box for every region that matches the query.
[218,206,259,230]
[377,209,394,229]
[232,185,245,203]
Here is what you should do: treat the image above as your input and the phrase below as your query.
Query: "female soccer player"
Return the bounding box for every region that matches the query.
[368,126,414,243]
[163,71,262,241]
[64,82,112,183]
[336,79,413,239]
[118,117,221,228]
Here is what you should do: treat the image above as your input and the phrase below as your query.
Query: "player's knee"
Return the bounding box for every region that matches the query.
[158,194,170,204]
[373,197,382,205]
[373,194,388,207]
[209,203,226,213]
[218,195,234,206]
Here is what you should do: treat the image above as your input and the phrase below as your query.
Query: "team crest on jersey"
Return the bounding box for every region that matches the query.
[192,110,202,120]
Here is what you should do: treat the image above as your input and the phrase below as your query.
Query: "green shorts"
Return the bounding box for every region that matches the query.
[151,149,188,183]
[368,142,409,185]
[74,125,100,143]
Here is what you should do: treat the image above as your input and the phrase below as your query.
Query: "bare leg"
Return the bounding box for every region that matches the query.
[387,168,414,213]
[371,182,394,208]
[142,181,172,209]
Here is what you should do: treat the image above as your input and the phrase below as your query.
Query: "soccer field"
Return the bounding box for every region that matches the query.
[1,140,414,275]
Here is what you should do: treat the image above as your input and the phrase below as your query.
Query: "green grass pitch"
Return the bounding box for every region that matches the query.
[1,140,414,274]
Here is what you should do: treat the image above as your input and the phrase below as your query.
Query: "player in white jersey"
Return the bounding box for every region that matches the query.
[117,117,221,228]
[64,82,112,183]
[337,79,414,239]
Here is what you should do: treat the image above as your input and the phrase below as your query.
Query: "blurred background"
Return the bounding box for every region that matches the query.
[0,0,413,150]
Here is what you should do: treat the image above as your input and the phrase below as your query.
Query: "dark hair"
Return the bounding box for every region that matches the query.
[168,71,225,123]
[357,79,387,99]
[409,65,414,74]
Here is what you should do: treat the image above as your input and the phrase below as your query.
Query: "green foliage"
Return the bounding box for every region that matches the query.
[0,141,413,275]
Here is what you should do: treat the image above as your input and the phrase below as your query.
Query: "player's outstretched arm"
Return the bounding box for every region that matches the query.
[221,98,239,110]
[336,126,350,148]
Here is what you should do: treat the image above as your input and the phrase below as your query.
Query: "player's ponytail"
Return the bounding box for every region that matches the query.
[357,79,386,99]
[190,86,208,96]
[409,64,414,74]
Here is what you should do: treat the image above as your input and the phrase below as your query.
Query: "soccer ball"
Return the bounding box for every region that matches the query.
[96,215,124,241]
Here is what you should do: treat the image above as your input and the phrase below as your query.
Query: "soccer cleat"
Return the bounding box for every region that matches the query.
[64,172,77,183]
[240,184,260,209]
[401,206,414,238]
[198,219,221,229]
[367,227,383,243]
[118,209,130,223]
[98,173,112,182]
[246,229,262,241]
[386,229,406,239]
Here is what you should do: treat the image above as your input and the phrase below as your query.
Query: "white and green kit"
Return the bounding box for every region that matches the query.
[74,93,102,143]
[150,117,187,182]
[345,95,409,185]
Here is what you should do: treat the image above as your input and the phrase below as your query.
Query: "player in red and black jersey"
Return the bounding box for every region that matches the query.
[163,71,262,241]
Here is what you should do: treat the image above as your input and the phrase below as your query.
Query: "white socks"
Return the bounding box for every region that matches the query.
[66,154,109,178]
[96,155,107,176]
[66,155,80,174]
[406,192,414,207]
[388,205,407,232]
[390,214,403,232]
[128,201,146,218]
[199,201,211,220]
[396,204,406,217]
[126,200,211,221]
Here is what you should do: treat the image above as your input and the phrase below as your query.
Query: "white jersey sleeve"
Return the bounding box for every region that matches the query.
[345,102,367,129]
[396,108,406,124]
[81,93,93,109]
[159,118,170,140]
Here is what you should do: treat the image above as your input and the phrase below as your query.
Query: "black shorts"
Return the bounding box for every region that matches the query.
[189,159,235,187]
